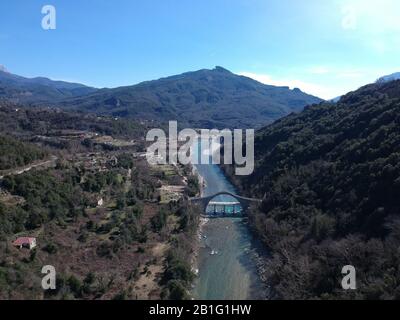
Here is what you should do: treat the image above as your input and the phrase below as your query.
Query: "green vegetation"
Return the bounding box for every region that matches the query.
[151,209,168,232]
[0,68,97,103]
[116,153,135,169]
[2,170,85,231]
[0,89,204,300]
[186,175,200,197]
[0,99,148,142]
[0,135,46,170]
[227,80,400,299]
[56,67,322,129]
[1,66,322,130]
[0,111,199,299]
[161,235,196,300]
[83,171,124,193]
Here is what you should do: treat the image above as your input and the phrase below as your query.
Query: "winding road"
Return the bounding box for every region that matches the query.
[0,155,58,180]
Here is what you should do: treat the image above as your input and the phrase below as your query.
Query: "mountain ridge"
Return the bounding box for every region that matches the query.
[0,66,323,129]
[0,68,98,104]
[57,66,323,129]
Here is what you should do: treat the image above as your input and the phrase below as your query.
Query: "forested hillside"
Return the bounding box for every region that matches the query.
[226,80,400,299]
[0,67,322,129]
[56,66,322,129]
[0,69,97,103]
[0,135,47,170]
[0,100,199,300]
[0,99,149,140]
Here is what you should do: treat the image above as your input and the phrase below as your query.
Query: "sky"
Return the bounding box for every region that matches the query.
[0,0,399,99]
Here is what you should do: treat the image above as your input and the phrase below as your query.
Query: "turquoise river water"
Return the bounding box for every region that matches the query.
[191,140,266,300]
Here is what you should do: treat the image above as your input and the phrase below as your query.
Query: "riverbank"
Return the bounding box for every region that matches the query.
[191,165,206,197]
[190,151,268,299]
[189,165,207,289]
[218,165,273,297]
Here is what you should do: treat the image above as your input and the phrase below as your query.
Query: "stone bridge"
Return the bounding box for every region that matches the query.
[189,191,262,217]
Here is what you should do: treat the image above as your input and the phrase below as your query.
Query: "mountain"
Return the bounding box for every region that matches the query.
[0,66,322,129]
[376,72,400,83]
[225,79,400,299]
[57,66,323,129]
[0,68,98,104]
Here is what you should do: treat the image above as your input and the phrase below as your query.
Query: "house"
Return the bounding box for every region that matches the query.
[13,237,37,250]
[97,198,104,207]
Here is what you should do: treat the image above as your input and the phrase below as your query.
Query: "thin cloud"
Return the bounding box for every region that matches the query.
[239,72,337,100]
[340,0,400,33]
[309,66,331,75]
[240,66,397,101]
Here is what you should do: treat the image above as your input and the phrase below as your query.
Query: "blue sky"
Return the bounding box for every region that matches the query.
[0,0,399,99]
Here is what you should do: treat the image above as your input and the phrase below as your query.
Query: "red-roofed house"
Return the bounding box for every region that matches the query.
[13,237,37,250]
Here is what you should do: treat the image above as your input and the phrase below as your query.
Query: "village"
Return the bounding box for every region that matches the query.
[0,124,200,299]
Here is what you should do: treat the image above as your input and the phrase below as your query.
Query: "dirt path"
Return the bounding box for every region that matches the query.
[0,155,58,180]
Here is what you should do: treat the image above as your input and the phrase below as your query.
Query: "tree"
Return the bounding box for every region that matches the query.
[167,280,189,300]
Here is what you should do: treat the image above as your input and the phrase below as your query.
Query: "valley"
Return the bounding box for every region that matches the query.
[2,66,400,301]
[0,100,200,300]
[3,0,400,310]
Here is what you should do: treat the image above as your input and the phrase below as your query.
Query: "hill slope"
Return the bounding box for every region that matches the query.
[58,66,322,129]
[0,99,198,300]
[0,69,97,104]
[226,80,400,299]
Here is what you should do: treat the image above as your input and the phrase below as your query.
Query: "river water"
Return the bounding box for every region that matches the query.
[191,140,266,300]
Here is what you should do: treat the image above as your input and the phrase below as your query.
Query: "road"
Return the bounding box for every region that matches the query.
[0,155,58,180]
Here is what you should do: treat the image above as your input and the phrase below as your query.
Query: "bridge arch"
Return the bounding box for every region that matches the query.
[189,191,262,217]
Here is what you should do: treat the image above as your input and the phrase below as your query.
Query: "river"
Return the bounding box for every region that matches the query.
[191,139,266,300]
